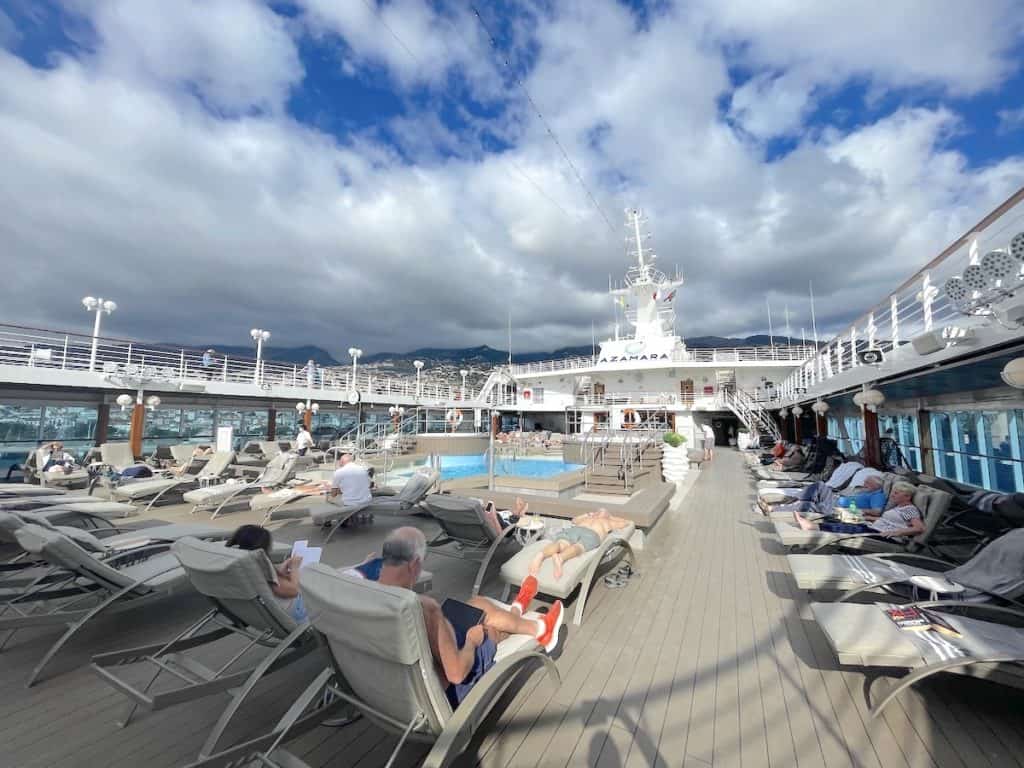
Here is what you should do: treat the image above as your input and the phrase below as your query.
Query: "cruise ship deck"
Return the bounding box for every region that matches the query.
[4,450,1022,768]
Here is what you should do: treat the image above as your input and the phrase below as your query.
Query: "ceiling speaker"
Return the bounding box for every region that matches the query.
[962,264,987,292]
[1010,231,1024,261]
[858,348,884,365]
[981,250,1016,281]
[943,276,967,303]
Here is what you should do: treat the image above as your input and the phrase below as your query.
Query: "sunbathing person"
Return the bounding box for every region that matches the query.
[793,481,924,538]
[528,508,631,578]
[376,527,564,707]
[227,524,306,620]
[758,468,880,516]
[481,496,529,535]
[41,442,77,474]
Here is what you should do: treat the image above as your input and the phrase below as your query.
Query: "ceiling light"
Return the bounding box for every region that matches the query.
[981,250,1016,283]
[1001,357,1024,389]
[811,399,829,415]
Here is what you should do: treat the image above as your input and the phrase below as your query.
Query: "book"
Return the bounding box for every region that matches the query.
[441,598,485,646]
[290,540,322,569]
[884,605,962,638]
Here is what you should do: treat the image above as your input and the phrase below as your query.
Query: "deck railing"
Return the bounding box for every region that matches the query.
[774,187,1024,403]
[0,323,478,403]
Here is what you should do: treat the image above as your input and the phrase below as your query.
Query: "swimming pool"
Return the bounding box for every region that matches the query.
[399,455,583,482]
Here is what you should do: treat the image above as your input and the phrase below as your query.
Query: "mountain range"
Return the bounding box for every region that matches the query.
[198,335,807,369]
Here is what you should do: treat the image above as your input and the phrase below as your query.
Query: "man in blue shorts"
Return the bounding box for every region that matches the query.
[376,527,564,707]
[528,508,631,579]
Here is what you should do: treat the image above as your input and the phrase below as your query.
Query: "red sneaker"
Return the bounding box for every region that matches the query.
[537,600,564,653]
[512,575,538,614]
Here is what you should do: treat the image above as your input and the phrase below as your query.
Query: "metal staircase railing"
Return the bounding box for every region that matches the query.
[722,389,779,441]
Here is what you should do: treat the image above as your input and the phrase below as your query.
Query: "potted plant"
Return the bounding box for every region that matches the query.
[661,431,688,482]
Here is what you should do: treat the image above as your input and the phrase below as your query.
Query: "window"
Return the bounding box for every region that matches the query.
[144,408,183,439]
[108,407,132,440]
[842,416,864,455]
[930,409,1024,492]
[878,413,922,471]
[275,410,299,439]
[41,406,97,442]
[181,409,214,440]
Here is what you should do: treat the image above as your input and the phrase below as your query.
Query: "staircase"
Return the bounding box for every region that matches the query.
[478,367,515,406]
[721,388,780,441]
[582,429,663,495]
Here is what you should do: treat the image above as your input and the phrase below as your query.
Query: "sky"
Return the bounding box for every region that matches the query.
[1,0,1023,356]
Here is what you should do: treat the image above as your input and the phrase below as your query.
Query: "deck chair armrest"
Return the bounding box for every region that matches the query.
[910,598,1024,619]
[102,542,174,568]
[423,650,559,768]
[470,524,519,598]
[866,553,954,570]
[808,532,899,555]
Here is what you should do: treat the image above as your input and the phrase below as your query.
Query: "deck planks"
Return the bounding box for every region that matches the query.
[3,451,1023,768]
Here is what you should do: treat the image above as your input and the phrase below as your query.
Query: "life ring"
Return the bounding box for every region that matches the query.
[623,408,637,429]
[445,408,464,430]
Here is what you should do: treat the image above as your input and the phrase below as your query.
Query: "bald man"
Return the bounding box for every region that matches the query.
[377,527,564,707]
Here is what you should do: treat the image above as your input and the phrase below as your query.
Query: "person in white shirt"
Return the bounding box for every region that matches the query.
[330,453,373,506]
[701,423,715,461]
[295,425,315,456]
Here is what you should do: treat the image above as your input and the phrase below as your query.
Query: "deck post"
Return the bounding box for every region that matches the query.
[792,413,802,444]
[815,412,827,438]
[129,401,146,459]
[918,409,935,475]
[863,407,882,468]
[95,402,110,446]
[267,407,276,440]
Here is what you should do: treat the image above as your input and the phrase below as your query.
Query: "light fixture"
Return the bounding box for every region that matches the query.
[1010,232,1024,261]
[853,387,885,412]
[981,250,1017,284]
[144,395,161,410]
[295,401,320,414]
[811,399,829,415]
[791,405,804,418]
[250,328,271,385]
[82,296,118,372]
[778,407,789,418]
[1001,357,1024,389]
[115,393,133,410]
[962,264,987,292]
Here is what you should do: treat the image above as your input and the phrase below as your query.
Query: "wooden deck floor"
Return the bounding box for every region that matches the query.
[3,450,1023,768]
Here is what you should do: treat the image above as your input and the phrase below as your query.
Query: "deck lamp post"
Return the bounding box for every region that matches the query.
[82,296,117,372]
[460,369,468,399]
[413,360,424,399]
[250,329,270,384]
[348,347,363,390]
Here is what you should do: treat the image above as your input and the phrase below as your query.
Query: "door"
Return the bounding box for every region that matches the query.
[679,379,694,407]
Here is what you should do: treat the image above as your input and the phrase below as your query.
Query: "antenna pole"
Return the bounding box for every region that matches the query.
[507,310,512,366]
[631,209,645,270]
[785,304,792,350]
[809,281,821,380]
[591,321,596,357]
[766,298,775,349]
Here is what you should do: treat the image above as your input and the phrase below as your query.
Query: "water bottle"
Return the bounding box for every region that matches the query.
[848,499,859,523]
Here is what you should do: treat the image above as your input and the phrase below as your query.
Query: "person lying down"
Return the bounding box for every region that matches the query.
[529,509,631,579]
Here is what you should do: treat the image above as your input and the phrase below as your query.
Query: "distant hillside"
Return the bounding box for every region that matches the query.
[187,344,341,366]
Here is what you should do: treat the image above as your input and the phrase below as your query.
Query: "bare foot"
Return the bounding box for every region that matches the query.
[552,553,564,579]
[793,511,814,531]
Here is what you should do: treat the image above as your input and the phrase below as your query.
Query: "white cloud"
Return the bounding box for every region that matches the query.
[81,0,304,113]
[998,106,1024,134]
[729,71,816,140]
[0,1,1021,355]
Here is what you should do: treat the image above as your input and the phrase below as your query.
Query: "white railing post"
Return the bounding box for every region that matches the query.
[867,313,877,350]
[126,343,132,364]
[61,336,68,370]
[292,366,297,387]
[921,272,935,332]
[179,350,185,380]
[223,357,228,382]
[890,295,899,347]
[850,328,857,367]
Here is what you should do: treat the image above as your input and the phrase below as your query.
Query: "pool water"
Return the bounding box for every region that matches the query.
[403,455,583,482]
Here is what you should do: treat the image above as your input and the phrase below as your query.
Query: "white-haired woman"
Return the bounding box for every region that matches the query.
[794,481,925,538]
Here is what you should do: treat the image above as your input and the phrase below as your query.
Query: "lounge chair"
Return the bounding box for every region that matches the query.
[420,493,521,596]
[758,468,889,520]
[0,523,200,686]
[0,492,140,518]
[786,528,1024,601]
[87,442,153,494]
[187,564,559,768]
[91,537,318,756]
[0,486,68,499]
[498,518,636,625]
[29,447,91,489]
[810,600,1024,716]
[183,453,297,518]
[110,450,236,511]
[773,483,952,554]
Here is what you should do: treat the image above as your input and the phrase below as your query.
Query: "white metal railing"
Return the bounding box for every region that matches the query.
[774,188,1024,404]
[0,323,479,404]
[510,345,816,376]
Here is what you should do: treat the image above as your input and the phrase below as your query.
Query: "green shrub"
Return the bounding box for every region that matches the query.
[663,431,686,448]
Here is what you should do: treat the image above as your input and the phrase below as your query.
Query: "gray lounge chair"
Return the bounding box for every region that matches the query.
[186,564,559,768]
[110,450,236,511]
[773,483,952,554]
[811,600,1024,716]
[787,528,1024,601]
[0,492,140,518]
[759,469,891,520]
[91,537,317,757]
[367,469,439,515]
[29,447,91,488]
[183,454,297,518]
[0,523,197,686]
[420,493,520,596]
[0,486,68,499]
[498,518,636,625]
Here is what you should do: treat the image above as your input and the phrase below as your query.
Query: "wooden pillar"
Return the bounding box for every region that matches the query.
[816,413,827,438]
[267,407,276,440]
[491,413,499,436]
[95,403,110,446]
[863,407,882,469]
[129,402,145,459]
[302,409,312,430]
[918,409,935,475]
[792,414,801,444]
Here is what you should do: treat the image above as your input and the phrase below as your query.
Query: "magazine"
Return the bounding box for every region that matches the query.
[884,605,962,638]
